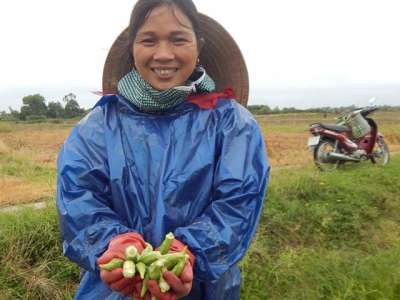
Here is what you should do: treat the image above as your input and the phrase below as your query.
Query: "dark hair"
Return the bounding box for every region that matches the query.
[125,0,203,54]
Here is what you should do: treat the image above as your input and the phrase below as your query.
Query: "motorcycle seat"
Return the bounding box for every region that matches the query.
[310,123,351,132]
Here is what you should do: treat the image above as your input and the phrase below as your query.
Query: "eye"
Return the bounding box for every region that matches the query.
[136,38,156,46]
[172,38,189,45]
[141,39,156,45]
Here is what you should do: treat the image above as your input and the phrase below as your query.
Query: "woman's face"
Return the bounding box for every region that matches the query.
[133,6,203,91]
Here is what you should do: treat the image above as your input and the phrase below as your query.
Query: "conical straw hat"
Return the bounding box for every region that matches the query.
[103,12,249,107]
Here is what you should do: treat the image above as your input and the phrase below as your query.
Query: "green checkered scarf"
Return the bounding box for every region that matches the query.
[117,67,215,111]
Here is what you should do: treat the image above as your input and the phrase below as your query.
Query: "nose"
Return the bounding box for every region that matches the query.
[153,42,174,61]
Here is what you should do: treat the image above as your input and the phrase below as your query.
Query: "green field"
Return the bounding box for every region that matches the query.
[1,114,399,299]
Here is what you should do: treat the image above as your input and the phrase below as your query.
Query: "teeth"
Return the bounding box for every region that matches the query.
[154,69,175,76]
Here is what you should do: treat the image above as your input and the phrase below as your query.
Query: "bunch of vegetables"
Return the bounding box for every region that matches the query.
[99,232,189,299]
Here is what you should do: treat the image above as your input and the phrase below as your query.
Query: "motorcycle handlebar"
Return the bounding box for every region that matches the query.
[360,106,378,117]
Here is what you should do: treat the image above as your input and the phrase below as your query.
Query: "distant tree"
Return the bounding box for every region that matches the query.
[0,110,7,121]
[47,101,64,118]
[282,107,297,113]
[9,106,20,119]
[60,93,83,118]
[258,105,271,114]
[0,108,19,121]
[63,93,77,103]
[20,94,47,120]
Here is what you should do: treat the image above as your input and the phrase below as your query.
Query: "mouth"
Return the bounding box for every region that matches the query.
[152,68,177,77]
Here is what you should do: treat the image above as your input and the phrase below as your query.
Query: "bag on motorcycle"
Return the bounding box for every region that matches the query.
[342,113,370,139]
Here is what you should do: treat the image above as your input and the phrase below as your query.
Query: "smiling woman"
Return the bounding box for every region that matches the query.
[55,0,269,300]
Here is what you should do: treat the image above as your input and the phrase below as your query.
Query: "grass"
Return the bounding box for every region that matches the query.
[240,154,400,299]
[1,156,399,299]
[0,114,399,299]
[0,202,81,299]
[0,122,13,133]
[0,123,68,206]
[0,153,56,206]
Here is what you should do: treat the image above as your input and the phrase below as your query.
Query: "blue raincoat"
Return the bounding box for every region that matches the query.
[56,94,269,300]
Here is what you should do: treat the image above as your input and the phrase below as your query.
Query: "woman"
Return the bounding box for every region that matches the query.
[56,0,269,299]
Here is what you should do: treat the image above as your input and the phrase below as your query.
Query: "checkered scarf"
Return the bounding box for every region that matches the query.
[117,67,215,111]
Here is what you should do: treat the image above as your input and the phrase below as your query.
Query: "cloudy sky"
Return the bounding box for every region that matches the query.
[1,0,399,112]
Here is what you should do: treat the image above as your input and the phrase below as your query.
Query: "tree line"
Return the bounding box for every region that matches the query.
[0,93,90,122]
[1,93,399,122]
[247,104,400,115]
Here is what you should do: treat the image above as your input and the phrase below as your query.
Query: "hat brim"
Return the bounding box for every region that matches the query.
[102,12,249,107]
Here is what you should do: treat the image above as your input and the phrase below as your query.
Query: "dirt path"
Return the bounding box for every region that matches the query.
[0,201,48,212]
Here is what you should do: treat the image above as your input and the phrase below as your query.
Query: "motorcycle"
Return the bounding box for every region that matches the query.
[307,97,390,171]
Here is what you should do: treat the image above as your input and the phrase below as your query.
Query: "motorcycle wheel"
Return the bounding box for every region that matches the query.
[314,139,343,171]
[371,139,390,165]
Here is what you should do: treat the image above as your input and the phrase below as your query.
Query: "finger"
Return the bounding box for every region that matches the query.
[119,275,142,297]
[161,262,193,285]
[109,277,133,292]
[120,283,137,297]
[97,250,115,265]
[162,271,181,286]
[100,268,124,284]
[124,289,146,298]
[162,267,191,286]
[129,291,147,300]
[100,268,132,292]
[179,261,193,283]
[134,281,152,300]
[97,250,125,265]
[147,280,175,300]
[162,271,191,297]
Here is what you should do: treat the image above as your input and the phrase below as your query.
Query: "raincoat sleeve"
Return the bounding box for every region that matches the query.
[56,104,133,272]
[174,100,270,281]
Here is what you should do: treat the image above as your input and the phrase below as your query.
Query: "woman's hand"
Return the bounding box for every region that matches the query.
[146,260,194,300]
[100,269,142,297]
[97,232,146,296]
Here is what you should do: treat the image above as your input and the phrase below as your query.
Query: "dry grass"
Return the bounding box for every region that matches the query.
[263,132,314,166]
[0,127,71,167]
[0,177,53,206]
[0,125,71,206]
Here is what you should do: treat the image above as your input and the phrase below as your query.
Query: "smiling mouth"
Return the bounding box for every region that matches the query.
[152,69,177,76]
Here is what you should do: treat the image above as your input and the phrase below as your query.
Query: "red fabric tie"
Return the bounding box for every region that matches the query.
[185,86,235,109]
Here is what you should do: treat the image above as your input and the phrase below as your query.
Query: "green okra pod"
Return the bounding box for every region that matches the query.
[161,252,186,270]
[139,250,162,266]
[148,259,165,280]
[170,255,188,277]
[140,242,153,258]
[136,261,147,280]
[158,232,175,255]
[141,259,165,297]
[98,258,124,271]
[125,245,139,262]
[159,267,170,293]
[122,260,136,278]
[140,270,150,297]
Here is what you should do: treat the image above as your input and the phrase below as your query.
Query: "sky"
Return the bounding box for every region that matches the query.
[1,0,400,112]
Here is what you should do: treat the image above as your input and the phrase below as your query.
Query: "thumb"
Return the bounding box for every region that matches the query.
[179,261,193,284]
[97,250,123,265]
[147,280,175,300]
